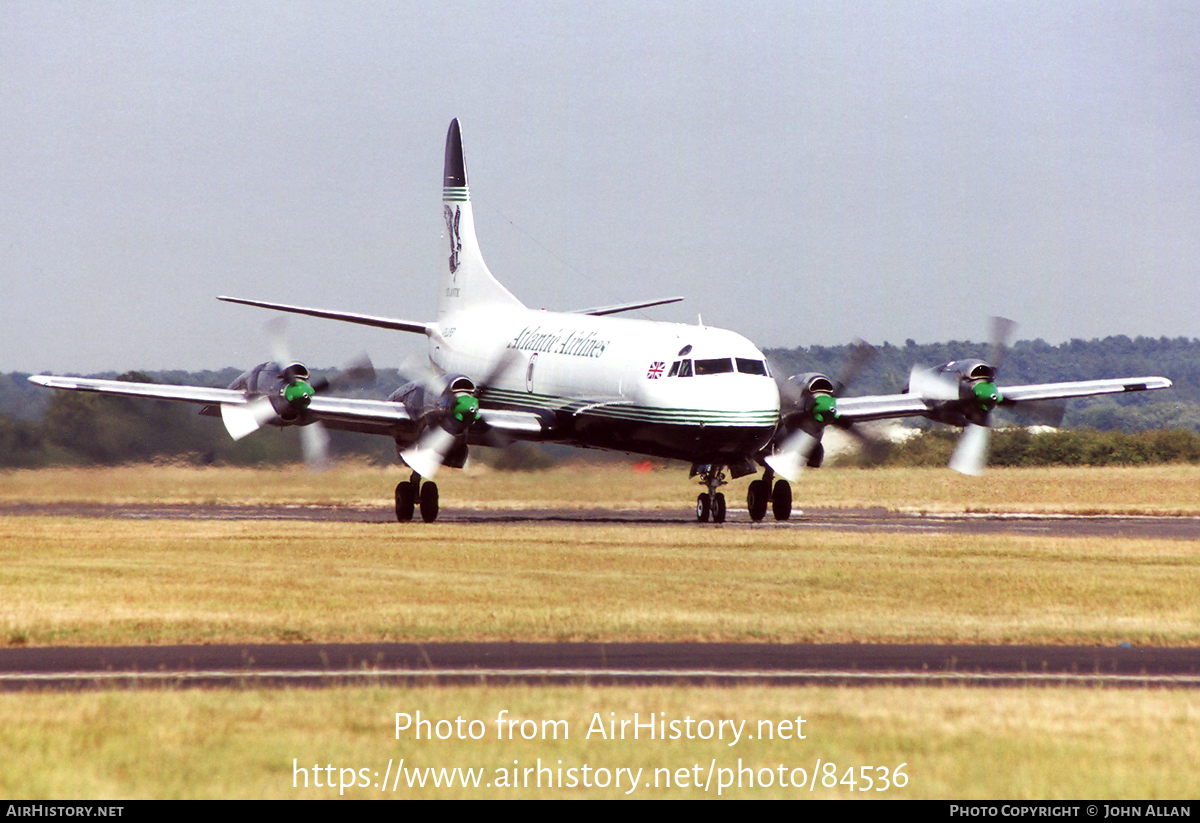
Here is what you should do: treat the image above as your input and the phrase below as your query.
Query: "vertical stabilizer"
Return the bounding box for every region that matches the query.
[438,119,524,320]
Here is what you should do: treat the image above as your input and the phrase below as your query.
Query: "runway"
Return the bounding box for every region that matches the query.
[2,642,1199,689]
[4,502,1200,539]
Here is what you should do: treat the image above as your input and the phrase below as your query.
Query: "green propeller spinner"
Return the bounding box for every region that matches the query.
[283,379,316,408]
[972,381,1002,411]
[452,393,480,423]
[811,393,838,424]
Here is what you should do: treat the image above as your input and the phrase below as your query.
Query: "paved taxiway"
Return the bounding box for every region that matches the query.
[2,643,1200,689]
[4,502,1200,539]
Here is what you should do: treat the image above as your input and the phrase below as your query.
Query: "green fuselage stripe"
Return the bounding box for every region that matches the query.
[480,388,777,427]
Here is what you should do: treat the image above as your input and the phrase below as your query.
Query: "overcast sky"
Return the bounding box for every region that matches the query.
[3,1,1198,373]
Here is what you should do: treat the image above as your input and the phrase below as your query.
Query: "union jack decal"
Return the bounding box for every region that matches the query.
[646,361,665,379]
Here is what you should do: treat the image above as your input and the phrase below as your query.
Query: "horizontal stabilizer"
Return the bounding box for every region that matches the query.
[569,297,684,316]
[218,296,430,335]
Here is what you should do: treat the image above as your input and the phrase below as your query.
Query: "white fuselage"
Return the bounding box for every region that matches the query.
[429,307,781,463]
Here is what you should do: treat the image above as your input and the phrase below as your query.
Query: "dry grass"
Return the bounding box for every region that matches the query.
[3,462,1200,514]
[1,465,1197,800]
[2,517,1198,646]
[1,685,1197,798]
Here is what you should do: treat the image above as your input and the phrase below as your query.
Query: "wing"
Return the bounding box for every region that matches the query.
[28,374,546,440]
[28,375,247,406]
[833,376,1173,424]
[29,374,416,437]
[834,394,930,423]
[299,398,546,438]
[998,376,1173,404]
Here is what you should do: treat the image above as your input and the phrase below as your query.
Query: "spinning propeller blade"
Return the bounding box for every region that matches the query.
[300,422,332,472]
[948,423,990,477]
[988,316,1017,371]
[220,396,278,440]
[908,365,960,401]
[764,430,819,483]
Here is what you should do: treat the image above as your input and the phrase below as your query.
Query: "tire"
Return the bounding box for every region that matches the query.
[747,480,767,522]
[696,493,710,523]
[772,479,792,521]
[395,481,415,522]
[419,481,439,523]
[713,492,726,523]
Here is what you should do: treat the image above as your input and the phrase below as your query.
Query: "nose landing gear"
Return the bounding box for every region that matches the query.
[693,464,727,523]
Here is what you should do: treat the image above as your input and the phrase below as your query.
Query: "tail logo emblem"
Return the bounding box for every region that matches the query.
[444,205,462,276]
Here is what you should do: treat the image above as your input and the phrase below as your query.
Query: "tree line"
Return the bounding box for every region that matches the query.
[1,333,1198,468]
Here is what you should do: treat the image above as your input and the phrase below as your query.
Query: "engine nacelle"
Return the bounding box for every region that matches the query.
[225,361,315,423]
[913,359,1003,427]
[772,372,837,468]
[935,359,996,384]
[389,374,477,422]
[780,372,837,429]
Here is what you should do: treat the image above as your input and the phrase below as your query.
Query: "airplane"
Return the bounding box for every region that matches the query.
[30,119,1174,523]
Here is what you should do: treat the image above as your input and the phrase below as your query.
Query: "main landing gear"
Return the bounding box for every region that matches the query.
[395,471,439,523]
[746,467,792,522]
[692,464,791,523]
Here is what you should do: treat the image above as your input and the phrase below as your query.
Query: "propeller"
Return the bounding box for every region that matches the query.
[766,340,886,480]
[982,316,1066,428]
[907,364,961,401]
[947,422,990,476]
[987,315,1017,371]
[399,350,520,479]
[905,316,1025,476]
[220,396,279,441]
[219,318,376,470]
[764,430,821,482]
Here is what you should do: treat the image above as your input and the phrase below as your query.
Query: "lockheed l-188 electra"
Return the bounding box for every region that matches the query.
[31,120,1173,522]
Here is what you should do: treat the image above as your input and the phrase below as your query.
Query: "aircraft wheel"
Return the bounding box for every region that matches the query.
[772,479,792,521]
[712,492,726,523]
[747,480,768,522]
[419,481,439,523]
[695,494,710,523]
[395,481,415,522]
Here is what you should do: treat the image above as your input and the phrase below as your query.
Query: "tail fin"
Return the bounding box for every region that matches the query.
[438,119,524,320]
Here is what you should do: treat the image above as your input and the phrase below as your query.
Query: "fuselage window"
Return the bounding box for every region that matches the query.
[694,358,734,375]
[735,358,768,375]
[667,361,681,377]
[678,359,693,377]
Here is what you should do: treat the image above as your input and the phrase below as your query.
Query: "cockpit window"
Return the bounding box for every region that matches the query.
[667,361,681,377]
[735,358,768,375]
[677,359,693,377]
[694,358,734,375]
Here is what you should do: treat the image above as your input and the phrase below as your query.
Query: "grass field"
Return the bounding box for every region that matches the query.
[3,461,1200,514]
[1,517,1198,647]
[2,685,1198,799]
[1,463,1197,799]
